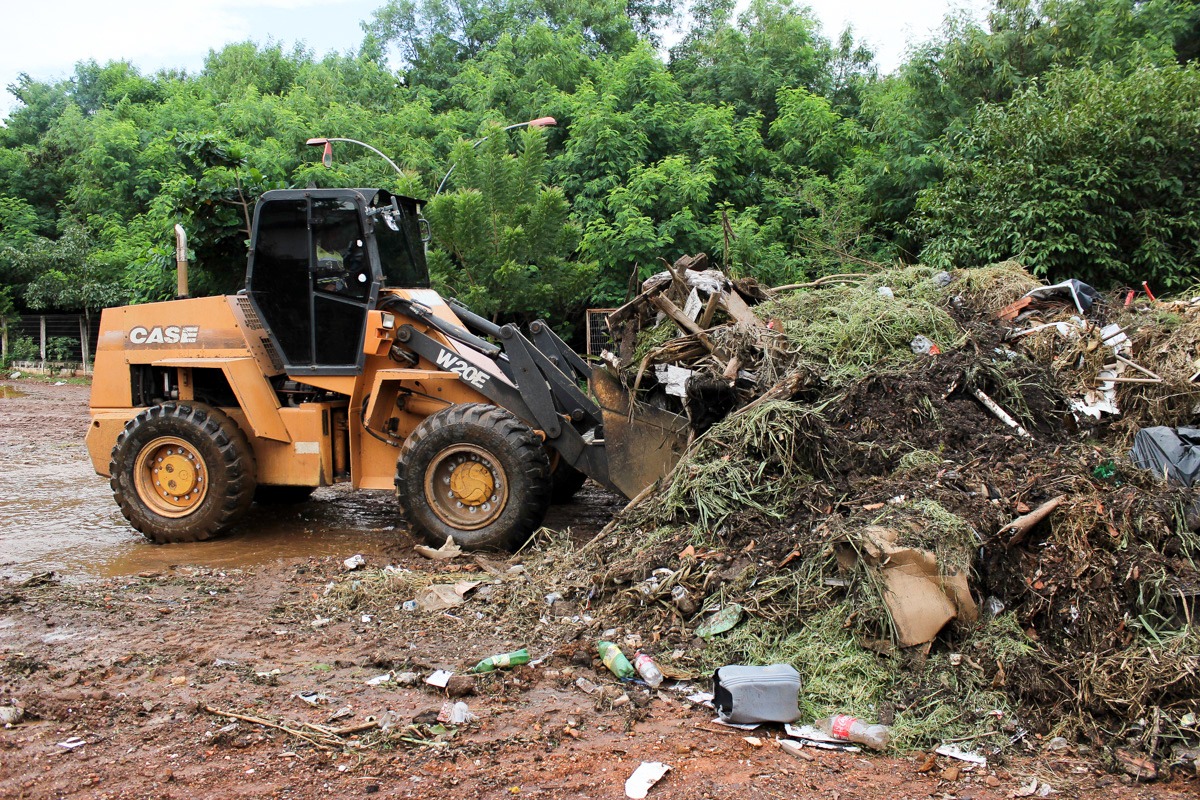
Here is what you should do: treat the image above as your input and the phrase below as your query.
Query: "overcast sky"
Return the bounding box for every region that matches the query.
[1,0,990,120]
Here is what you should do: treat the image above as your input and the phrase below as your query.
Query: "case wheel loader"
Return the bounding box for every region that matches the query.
[86,187,688,549]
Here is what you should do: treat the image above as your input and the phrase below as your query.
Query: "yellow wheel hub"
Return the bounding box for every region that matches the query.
[159,453,198,496]
[133,436,209,518]
[424,444,508,531]
[449,461,494,506]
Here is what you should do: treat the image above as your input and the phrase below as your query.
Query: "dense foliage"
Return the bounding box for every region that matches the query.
[0,0,1196,332]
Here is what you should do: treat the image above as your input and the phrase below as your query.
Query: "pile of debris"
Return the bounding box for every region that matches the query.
[554,256,1200,768]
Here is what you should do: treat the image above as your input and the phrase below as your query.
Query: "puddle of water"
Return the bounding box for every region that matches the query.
[0,385,27,399]
[0,451,415,581]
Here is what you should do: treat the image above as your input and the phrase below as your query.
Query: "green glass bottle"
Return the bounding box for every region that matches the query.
[468,648,530,673]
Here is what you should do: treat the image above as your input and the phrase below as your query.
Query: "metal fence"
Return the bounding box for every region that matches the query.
[586,309,616,357]
[2,314,101,369]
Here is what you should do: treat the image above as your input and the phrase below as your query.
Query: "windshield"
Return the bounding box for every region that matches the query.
[374,194,430,289]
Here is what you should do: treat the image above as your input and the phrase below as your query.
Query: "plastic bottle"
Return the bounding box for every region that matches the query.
[597,641,635,679]
[814,714,891,750]
[468,648,530,673]
[632,651,664,688]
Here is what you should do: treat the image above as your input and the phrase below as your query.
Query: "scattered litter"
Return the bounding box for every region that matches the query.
[813,714,891,750]
[327,706,353,723]
[836,527,976,646]
[936,743,988,766]
[343,554,366,571]
[685,691,715,708]
[710,718,760,731]
[414,581,482,612]
[56,737,86,750]
[695,604,743,639]
[213,658,238,667]
[575,677,600,695]
[783,724,862,752]
[624,761,671,799]
[911,335,941,355]
[1130,426,1200,486]
[366,673,393,686]
[468,648,529,673]
[414,536,462,560]
[311,616,332,628]
[743,736,763,747]
[425,670,453,688]
[632,652,664,688]
[294,691,328,707]
[255,668,282,679]
[437,701,475,725]
[598,641,635,679]
[713,664,800,724]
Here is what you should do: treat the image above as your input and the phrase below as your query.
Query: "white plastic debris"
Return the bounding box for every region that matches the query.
[366,673,393,686]
[624,761,671,799]
[57,737,86,750]
[294,691,328,707]
[935,743,988,766]
[711,717,759,731]
[343,554,366,570]
[425,669,453,688]
[653,364,694,398]
[414,536,462,560]
[783,723,862,752]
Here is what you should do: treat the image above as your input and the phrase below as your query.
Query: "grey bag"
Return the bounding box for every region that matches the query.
[1130,426,1200,487]
[713,664,801,724]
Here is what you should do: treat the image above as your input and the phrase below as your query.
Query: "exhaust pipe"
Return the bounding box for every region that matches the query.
[174,224,189,299]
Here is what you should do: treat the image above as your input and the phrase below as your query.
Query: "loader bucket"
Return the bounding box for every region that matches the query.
[590,367,691,499]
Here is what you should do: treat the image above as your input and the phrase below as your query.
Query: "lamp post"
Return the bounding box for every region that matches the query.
[304,137,407,180]
[434,116,556,196]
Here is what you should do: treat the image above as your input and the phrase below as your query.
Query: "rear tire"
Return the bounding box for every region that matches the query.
[109,403,257,544]
[395,404,551,550]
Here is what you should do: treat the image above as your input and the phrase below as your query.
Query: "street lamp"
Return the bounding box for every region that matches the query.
[434,116,557,196]
[304,136,406,180]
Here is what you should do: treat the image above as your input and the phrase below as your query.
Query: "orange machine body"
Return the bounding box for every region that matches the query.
[86,288,495,491]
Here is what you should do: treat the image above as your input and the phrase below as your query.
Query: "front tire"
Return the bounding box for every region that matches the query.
[395,404,551,550]
[109,403,257,543]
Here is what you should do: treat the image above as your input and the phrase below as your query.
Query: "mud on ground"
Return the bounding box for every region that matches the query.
[0,380,1194,799]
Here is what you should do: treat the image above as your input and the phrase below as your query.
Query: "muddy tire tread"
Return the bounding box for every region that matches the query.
[395,403,551,550]
[109,402,256,544]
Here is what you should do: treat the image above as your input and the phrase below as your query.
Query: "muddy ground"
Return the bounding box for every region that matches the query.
[0,379,1193,799]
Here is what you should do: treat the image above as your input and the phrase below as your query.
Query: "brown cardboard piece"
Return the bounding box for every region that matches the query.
[849,526,979,647]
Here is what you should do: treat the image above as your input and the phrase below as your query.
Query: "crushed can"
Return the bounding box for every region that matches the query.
[713,664,801,724]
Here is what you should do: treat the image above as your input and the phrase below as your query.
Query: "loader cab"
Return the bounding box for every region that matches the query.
[245,188,428,376]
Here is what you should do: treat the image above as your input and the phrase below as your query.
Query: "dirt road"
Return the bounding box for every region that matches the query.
[0,380,1191,798]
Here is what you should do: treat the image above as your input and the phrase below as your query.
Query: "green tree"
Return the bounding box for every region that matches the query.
[914,64,1200,288]
[426,126,596,325]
